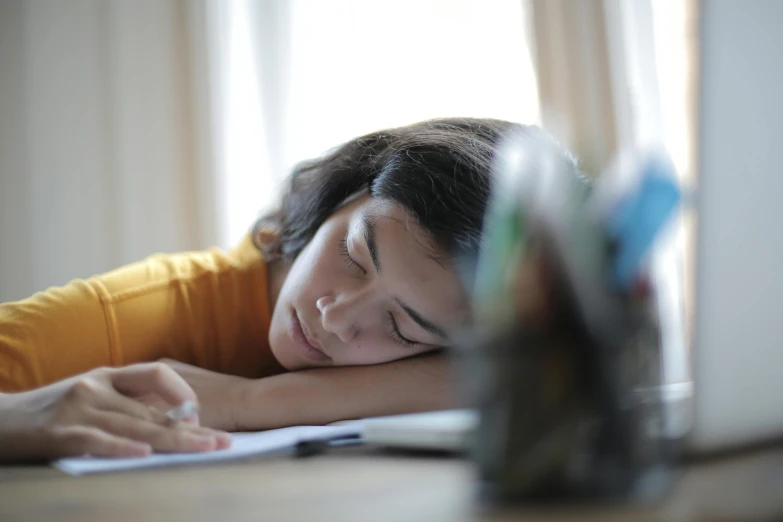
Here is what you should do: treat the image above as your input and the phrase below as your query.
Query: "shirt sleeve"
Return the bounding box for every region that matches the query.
[0,236,277,392]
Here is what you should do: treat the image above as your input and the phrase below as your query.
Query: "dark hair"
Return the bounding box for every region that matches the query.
[255,117,580,263]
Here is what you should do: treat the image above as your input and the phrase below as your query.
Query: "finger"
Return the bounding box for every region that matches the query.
[108,362,198,407]
[87,410,228,453]
[52,425,152,458]
[87,384,175,425]
[87,391,231,446]
[137,394,200,426]
[182,413,200,426]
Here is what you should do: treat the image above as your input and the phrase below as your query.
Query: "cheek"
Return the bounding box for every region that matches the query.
[281,236,340,304]
[336,333,430,366]
[338,339,398,366]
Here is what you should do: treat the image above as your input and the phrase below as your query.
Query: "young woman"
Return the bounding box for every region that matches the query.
[0,118,579,461]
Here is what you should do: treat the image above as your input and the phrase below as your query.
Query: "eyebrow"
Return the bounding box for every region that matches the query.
[362,214,381,273]
[360,214,448,341]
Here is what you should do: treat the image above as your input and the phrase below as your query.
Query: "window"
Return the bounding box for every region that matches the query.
[213,0,541,247]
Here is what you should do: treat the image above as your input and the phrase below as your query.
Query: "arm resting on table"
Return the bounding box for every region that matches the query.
[233,353,456,430]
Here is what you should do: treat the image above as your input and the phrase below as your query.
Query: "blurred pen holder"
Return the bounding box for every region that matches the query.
[459,129,690,504]
[460,287,683,505]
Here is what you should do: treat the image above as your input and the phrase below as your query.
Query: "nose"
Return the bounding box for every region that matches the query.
[316,288,378,343]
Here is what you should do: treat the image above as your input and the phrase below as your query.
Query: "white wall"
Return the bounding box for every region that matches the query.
[691,0,783,448]
[0,0,215,303]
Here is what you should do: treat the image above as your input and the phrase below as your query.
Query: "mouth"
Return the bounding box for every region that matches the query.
[290,309,331,363]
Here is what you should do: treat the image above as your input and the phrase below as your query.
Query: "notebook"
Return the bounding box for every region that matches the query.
[54,424,362,475]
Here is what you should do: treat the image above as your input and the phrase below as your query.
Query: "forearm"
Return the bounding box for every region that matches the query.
[233,353,457,431]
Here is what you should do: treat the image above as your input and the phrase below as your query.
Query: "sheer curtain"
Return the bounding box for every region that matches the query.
[214,0,542,247]
[0,0,214,303]
[528,0,697,383]
[0,0,541,301]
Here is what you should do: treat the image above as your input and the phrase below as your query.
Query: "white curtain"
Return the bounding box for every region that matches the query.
[0,0,216,303]
[215,0,543,247]
[0,0,542,302]
[528,0,696,384]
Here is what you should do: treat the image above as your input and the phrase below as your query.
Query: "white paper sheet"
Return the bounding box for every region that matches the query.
[53,424,363,475]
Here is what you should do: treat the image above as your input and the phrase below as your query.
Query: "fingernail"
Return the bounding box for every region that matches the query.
[183,414,200,426]
[215,432,232,449]
[188,434,217,450]
[130,443,152,457]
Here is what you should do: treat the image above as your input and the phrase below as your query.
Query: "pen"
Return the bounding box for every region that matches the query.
[294,434,363,458]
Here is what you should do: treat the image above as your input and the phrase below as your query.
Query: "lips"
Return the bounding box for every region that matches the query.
[290,309,331,363]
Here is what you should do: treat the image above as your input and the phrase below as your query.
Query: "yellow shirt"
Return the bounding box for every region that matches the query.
[0,235,283,392]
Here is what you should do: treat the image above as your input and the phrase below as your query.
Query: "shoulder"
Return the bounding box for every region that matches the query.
[96,235,268,303]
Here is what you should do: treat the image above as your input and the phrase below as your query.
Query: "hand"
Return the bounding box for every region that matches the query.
[0,363,232,462]
[158,359,250,431]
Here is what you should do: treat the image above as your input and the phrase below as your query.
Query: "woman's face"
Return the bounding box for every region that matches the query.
[268,194,470,370]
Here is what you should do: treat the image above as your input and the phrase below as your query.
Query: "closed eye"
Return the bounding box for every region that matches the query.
[389,312,416,347]
[339,238,366,275]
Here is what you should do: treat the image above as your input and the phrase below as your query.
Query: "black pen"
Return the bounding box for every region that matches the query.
[294,434,363,458]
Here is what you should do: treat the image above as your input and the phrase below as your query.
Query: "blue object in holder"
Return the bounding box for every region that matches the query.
[606,158,681,289]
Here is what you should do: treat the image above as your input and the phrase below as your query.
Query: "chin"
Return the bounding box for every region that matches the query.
[268,324,297,371]
[268,339,298,371]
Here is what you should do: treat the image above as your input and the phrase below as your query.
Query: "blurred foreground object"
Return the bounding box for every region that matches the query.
[467,129,684,502]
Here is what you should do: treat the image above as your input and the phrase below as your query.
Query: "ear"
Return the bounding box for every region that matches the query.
[254,225,283,260]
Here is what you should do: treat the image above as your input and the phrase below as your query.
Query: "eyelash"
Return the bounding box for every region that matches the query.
[389,312,416,347]
[338,239,366,275]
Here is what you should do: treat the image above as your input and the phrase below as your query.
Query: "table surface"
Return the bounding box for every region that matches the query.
[1,443,783,522]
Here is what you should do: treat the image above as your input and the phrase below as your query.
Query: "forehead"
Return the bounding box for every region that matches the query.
[353,198,439,257]
[346,197,470,329]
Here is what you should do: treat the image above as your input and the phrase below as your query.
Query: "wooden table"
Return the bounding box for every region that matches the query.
[1,444,783,522]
